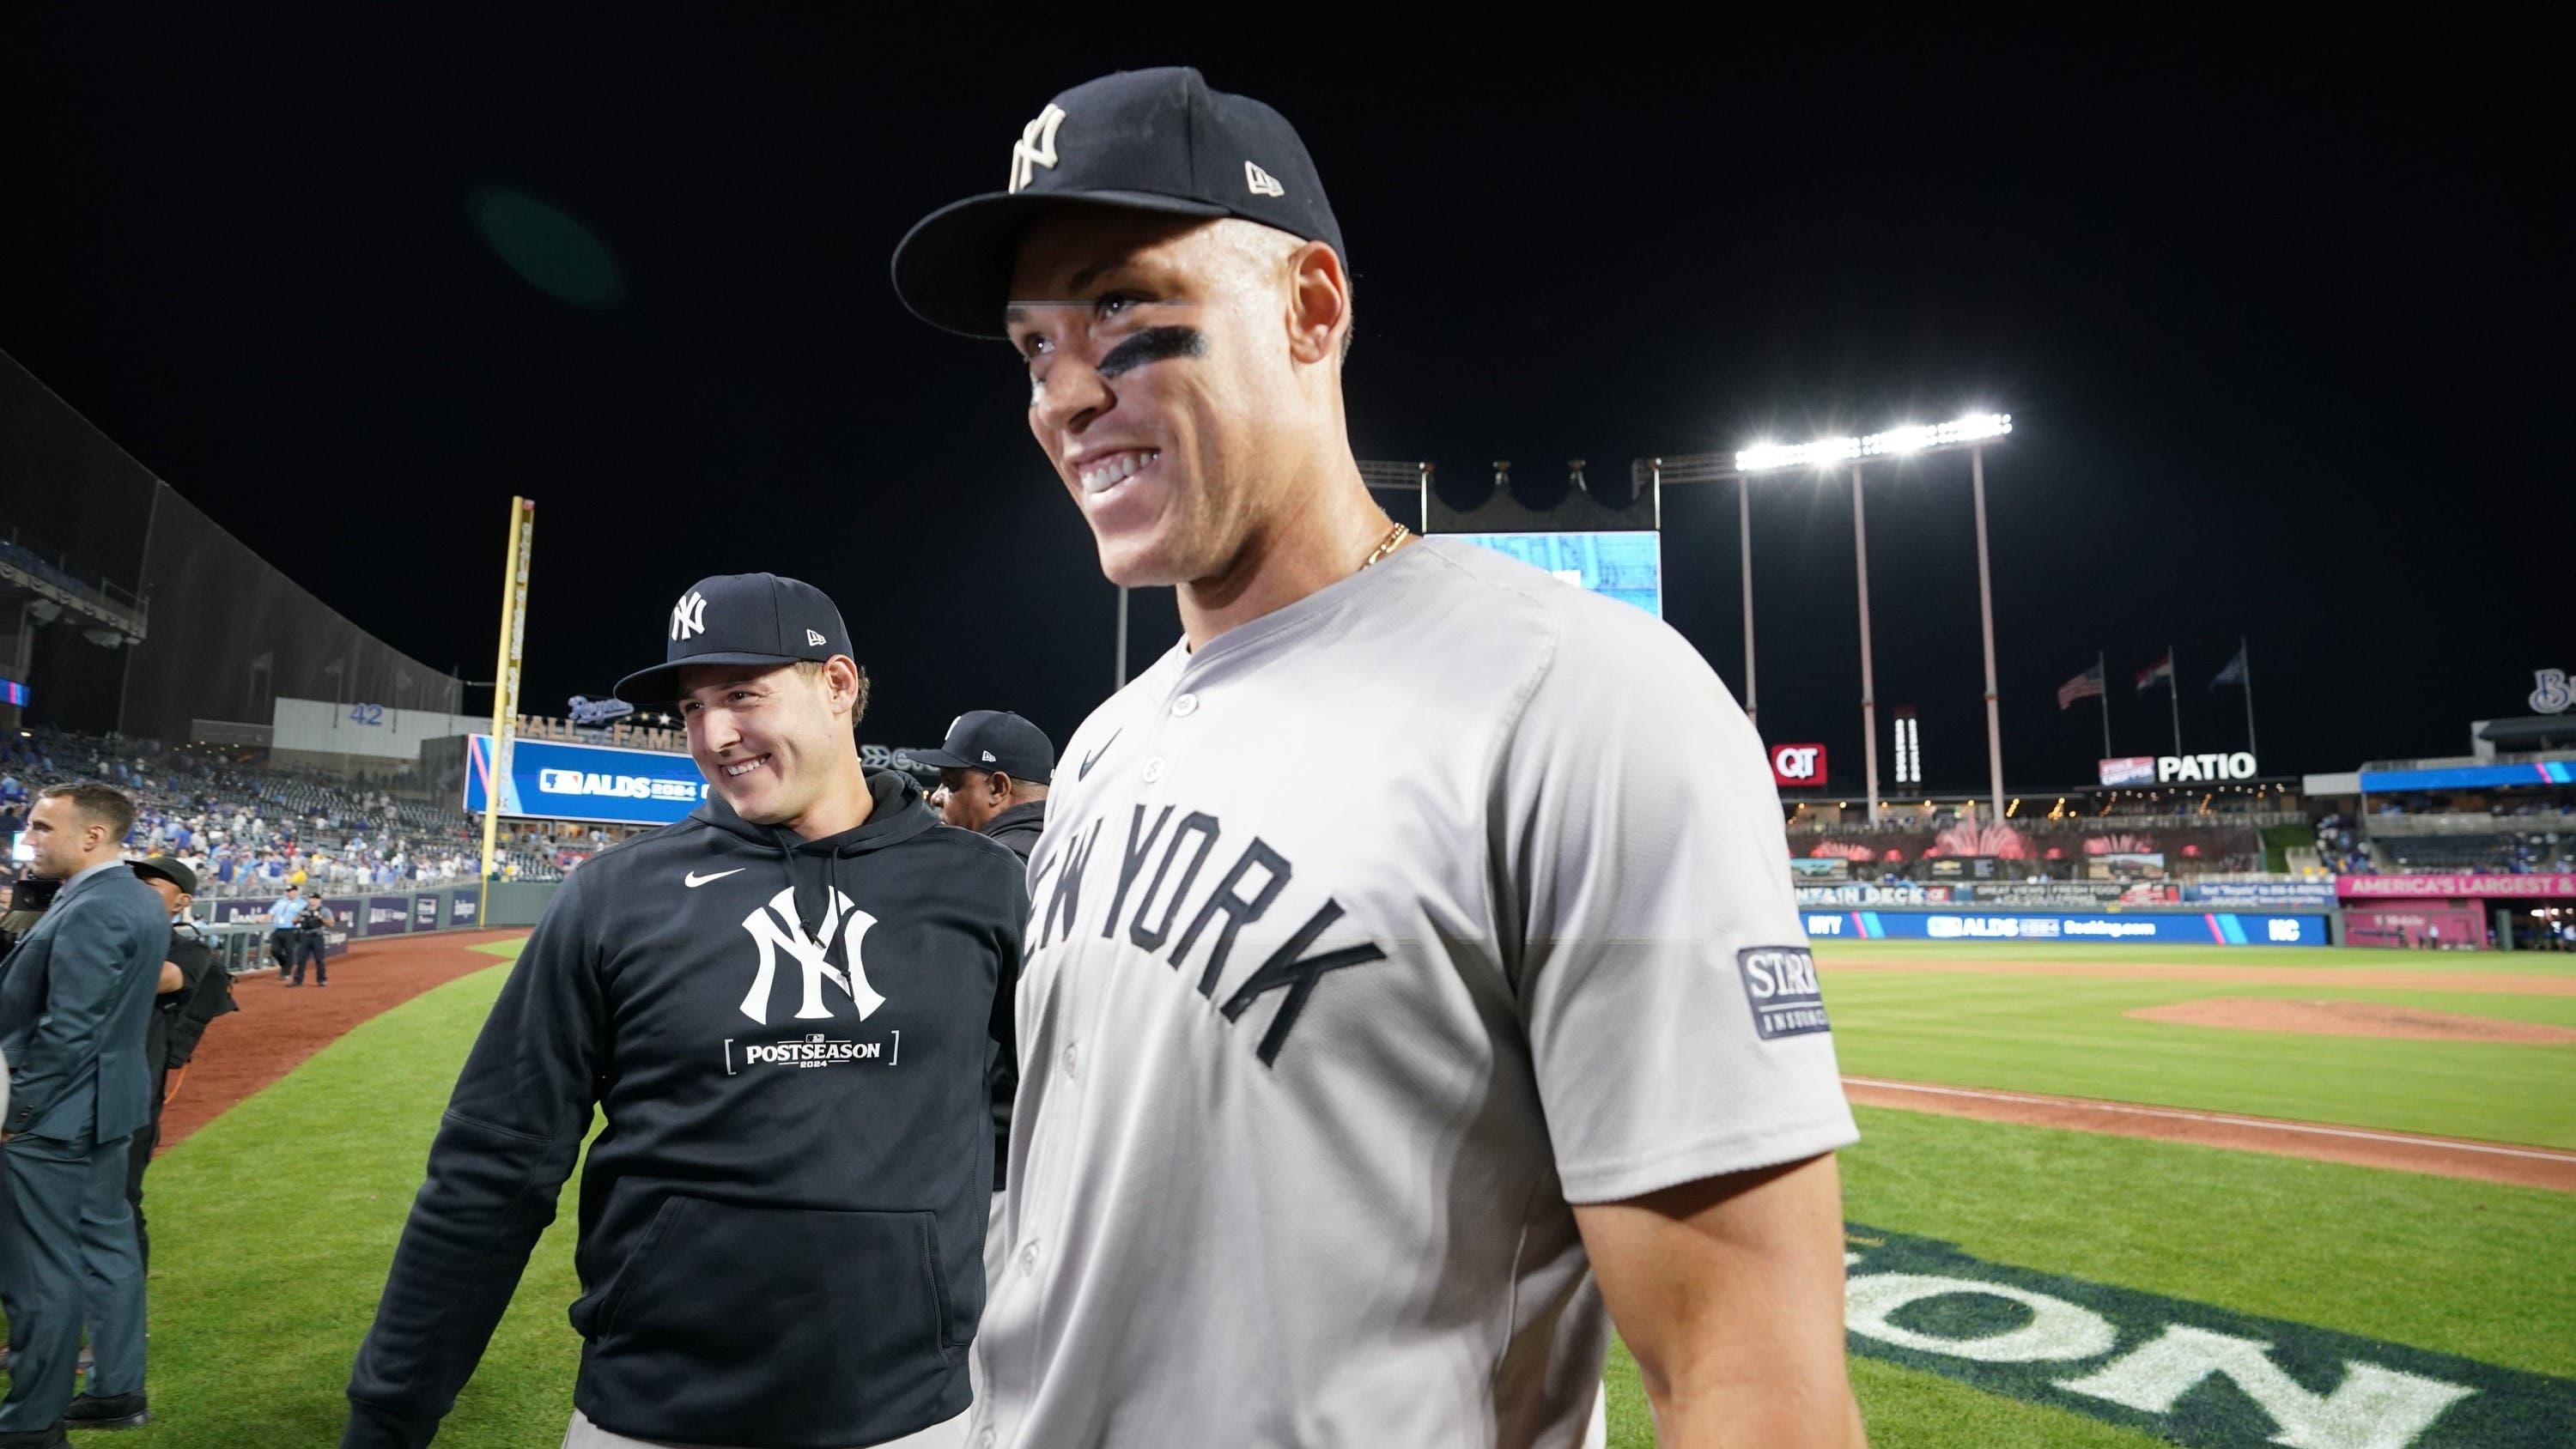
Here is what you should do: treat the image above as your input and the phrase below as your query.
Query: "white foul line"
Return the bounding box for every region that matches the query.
[1843,1076,2576,1165]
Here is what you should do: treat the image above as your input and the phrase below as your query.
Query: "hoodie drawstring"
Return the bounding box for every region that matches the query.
[769,823,851,973]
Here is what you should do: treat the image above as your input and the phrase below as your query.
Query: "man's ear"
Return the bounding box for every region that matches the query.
[988,771,1016,802]
[823,656,864,714]
[1285,241,1351,367]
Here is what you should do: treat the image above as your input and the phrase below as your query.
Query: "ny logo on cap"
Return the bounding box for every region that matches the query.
[1244,161,1285,197]
[1009,103,1067,194]
[671,589,708,641]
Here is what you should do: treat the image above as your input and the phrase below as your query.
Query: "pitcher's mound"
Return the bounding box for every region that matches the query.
[2126,997,2576,1044]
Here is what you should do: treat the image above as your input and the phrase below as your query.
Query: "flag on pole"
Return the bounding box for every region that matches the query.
[2210,644,2247,688]
[2057,661,2105,710]
[2135,652,2174,693]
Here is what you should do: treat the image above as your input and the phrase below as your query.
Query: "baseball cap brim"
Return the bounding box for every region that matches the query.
[613,652,811,706]
[906,747,986,771]
[892,189,1230,340]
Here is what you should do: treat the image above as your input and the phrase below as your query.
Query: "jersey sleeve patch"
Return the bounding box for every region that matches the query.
[1736,946,1831,1040]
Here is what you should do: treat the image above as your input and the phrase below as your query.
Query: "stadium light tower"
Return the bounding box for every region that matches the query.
[1734,412,2012,825]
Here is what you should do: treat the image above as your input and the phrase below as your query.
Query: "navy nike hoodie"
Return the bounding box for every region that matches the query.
[343,770,1024,1449]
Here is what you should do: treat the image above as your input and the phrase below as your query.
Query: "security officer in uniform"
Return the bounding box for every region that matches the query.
[125,856,237,1270]
[286,888,332,986]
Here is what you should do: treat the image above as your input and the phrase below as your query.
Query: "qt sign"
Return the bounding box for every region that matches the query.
[1771,743,1827,787]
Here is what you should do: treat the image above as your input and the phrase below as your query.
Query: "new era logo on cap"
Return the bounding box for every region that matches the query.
[1244,161,1284,197]
[981,749,997,763]
[806,629,827,646]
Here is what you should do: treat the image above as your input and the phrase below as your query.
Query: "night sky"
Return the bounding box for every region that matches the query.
[6,21,2557,791]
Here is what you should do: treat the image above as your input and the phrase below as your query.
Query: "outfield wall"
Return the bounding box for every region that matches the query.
[197,884,493,971]
[1804,906,2331,946]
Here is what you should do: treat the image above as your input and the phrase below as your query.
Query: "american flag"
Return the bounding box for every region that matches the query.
[2057,662,2105,710]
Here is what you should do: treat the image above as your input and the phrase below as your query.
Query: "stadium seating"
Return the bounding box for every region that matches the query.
[1,726,587,893]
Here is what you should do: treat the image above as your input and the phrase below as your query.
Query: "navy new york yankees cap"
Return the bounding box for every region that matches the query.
[614,573,854,704]
[891,66,1345,339]
[911,710,1055,784]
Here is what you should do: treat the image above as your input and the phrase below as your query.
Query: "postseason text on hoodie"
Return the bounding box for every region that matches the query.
[343,771,1025,1449]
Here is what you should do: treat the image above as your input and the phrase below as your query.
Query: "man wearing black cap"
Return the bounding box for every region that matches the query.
[893,70,1863,1447]
[910,710,1051,1321]
[125,855,236,1273]
[343,573,1026,1449]
[915,711,1053,863]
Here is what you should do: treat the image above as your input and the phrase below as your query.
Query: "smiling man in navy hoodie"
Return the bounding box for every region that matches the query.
[343,573,1025,1449]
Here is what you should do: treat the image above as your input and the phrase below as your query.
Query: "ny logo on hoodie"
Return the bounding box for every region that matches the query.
[739,886,884,1026]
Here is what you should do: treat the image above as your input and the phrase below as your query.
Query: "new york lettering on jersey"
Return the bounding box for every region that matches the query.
[1029,803,1384,1064]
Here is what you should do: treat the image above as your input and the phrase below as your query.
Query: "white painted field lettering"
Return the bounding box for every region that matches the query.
[1845,1273,2117,1364]
[1838,1227,2534,1444]
[2055,1325,2474,1449]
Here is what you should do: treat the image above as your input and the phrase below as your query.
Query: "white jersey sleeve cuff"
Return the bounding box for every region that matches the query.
[1555,1106,1861,1206]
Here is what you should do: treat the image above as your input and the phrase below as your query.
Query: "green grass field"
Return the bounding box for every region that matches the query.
[1822,958,2576,1147]
[9,936,2571,1446]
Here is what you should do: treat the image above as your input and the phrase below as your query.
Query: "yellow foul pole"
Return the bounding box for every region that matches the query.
[478,497,534,925]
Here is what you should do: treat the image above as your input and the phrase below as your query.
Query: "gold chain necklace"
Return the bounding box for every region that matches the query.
[1360,522,1412,570]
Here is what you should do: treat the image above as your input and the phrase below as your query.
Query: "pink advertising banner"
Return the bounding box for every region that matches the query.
[2335,873,2576,900]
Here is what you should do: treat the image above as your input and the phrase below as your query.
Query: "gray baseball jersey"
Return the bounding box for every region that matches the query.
[970,538,1856,1448]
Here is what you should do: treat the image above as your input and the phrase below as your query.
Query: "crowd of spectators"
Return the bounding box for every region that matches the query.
[2,728,506,895]
[2379,832,2565,874]
[2309,788,2572,876]
[2311,812,2371,874]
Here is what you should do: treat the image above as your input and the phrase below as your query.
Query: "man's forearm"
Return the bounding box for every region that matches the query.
[1640,1356,1866,1446]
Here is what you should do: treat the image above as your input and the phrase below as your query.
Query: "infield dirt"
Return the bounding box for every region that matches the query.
[156,929,527,1152]
[2124,996,2576,1044]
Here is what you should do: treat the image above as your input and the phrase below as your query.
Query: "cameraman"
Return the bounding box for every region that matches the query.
[0,876,58,957]
[285,888,332,988]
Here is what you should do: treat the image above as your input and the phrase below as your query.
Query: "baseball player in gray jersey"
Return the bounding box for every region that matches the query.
[893,67,1865,1447]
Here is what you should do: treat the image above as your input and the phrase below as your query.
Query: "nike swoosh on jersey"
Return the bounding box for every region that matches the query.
[1078,728,1123,781]
[683,868,745,888]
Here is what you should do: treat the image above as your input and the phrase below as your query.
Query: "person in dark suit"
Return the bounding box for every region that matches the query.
[0,784,167,1440]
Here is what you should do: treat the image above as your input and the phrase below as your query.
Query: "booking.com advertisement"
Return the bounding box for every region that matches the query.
[463,734,708,826]
[1805,909,2329,947]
